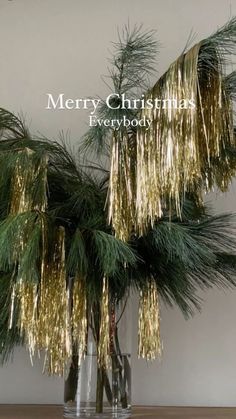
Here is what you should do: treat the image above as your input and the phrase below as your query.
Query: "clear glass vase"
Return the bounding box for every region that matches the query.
[64,353,131,418]
[64,300,132,418]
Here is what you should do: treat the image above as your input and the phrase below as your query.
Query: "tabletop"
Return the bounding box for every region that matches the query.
[0,405,235,418]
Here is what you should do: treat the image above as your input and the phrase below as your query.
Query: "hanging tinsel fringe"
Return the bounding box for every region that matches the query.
[9,148,48,358]
[138,279,162,360]
[108,131,136,241]
[15,225,70,375]
[98,276,110,368]
[15,280,38,358]
[37,226,70,376]
[9,148,48,265]
[10,148,47,215]
[8,150,72,375]
[108,41,235,238]
[71,276,87,363]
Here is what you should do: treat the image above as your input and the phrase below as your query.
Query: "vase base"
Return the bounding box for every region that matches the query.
[64,403,131,418]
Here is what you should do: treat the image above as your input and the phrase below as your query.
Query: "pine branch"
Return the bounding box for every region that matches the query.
[132,210,236,316]
[199,17,236,72]
[0,108,30,141]
[80,24,159,157]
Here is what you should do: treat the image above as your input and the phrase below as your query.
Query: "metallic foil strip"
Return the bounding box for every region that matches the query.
[136,41,235,235]
[108,41,235,239]
[136,43,201,234]
[108,131,136,241]
[15,224,70,375]
[9,277,16,330]
[9,149,71,375]
[9,149,49,358]
[10,148,34,215]
[71,276,87,363]
[16,279,38,357]
[37,226,71,376]
[10,148,48,215]
[9,149,47,264]
[138,279,162,360]
[98,276,110,368]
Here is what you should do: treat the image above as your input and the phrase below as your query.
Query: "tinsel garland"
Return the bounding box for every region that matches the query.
[108,131,136,241]
[108,40,235,359]
[8,149,71,374]
[10,148,47,214]
[9,148,47,355]
[37,226,70,375]
[14,280,38,359]
[108,41,235,239]
[138,279,162,360]
[98,276,110,368]
[8,148,114,373]
[71,276,87,363]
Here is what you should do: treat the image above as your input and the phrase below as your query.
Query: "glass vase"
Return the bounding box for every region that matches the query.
[64,300,132,418]
[64,353,131,418]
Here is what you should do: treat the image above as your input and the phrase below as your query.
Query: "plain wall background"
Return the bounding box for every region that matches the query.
[0,0,236,406]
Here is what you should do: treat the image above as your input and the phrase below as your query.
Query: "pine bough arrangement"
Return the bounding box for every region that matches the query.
[1,19,236,376]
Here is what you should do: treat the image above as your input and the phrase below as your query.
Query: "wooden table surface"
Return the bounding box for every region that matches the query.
[0,405,235,418]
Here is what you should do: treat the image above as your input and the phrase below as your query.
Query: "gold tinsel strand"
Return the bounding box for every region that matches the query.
[37,226,71,376]
[10,148,47,215]
[108,130,136,241]
[136,42,234,235]
[9,148,48,265]
[71,276,87,363]
[9,149,71,375]
[10,148,35,215]
[109,42,235,239]
[9,149,48,357]
[16,280,38,359]
[138,279,162,360]
[98,276,110,368]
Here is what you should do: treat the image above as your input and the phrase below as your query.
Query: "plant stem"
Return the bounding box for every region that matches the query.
[96,365,104,413]
[64,354,79,403]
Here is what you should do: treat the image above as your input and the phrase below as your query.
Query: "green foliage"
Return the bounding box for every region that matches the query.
[67,229,88,277]
[0,19,236,360]
[0,213,39,272]
[0,108,30,141]
[225,71,236,101]
[199,17,236,70]
[0,273,22,363]
[133,210,236,316]
[108,23,158,94]
[92,230,136,276]
[0,108,236,358]
[80,24,159,157]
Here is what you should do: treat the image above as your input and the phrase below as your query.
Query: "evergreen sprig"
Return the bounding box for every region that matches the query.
[80,24,159,157]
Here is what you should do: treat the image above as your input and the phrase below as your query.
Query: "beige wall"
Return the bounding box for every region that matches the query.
[0,0,236,406]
